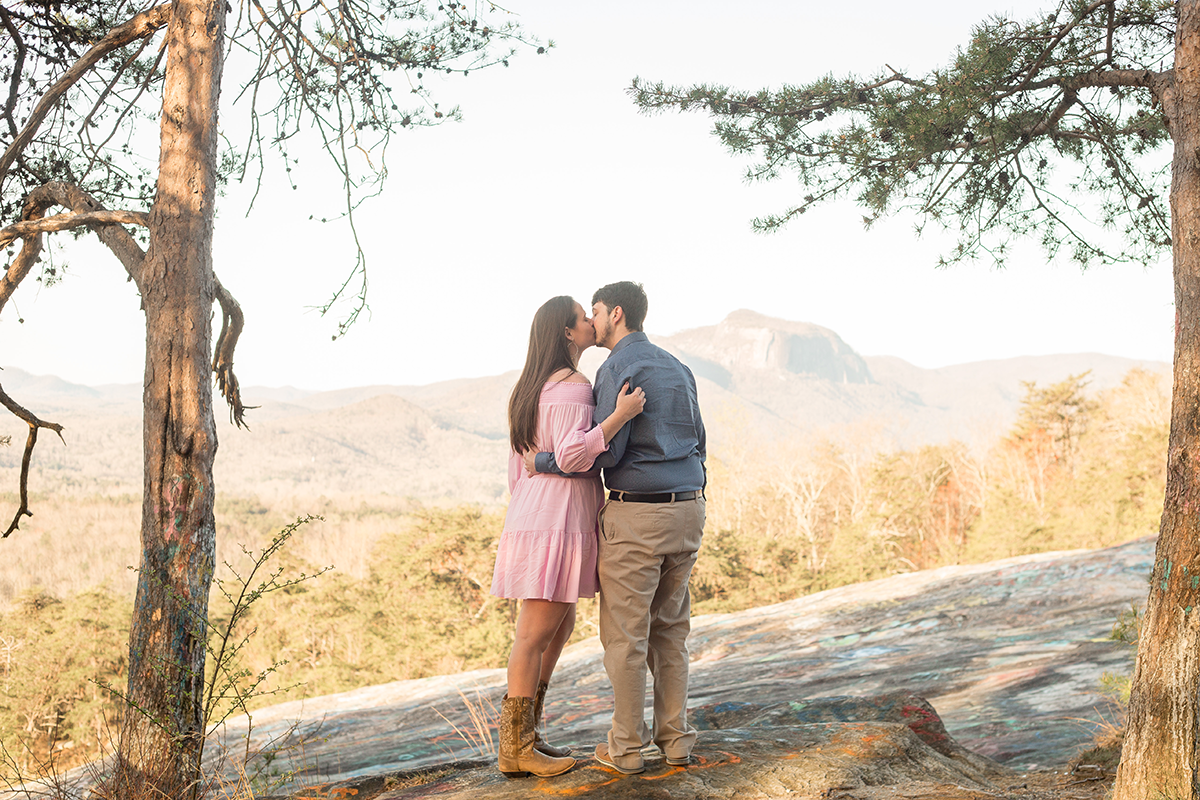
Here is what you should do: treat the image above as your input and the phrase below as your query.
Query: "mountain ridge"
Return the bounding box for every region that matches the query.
[0,311,1168,502]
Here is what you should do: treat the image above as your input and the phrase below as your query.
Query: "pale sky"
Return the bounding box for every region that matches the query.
[1,0,1176,391]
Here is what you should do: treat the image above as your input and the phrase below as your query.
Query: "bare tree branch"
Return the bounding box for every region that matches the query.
[0,193,53,315]
[0,383,64,538]
[0,181,150,316]
[0,208,149,248]
[0,3,171,193]
[1067,68,1170,91]
[0,6,27,141]
[35,182,151,288]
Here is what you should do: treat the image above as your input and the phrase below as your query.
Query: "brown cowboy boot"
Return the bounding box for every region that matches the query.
[533,680,572,758]
[497,695,575,778]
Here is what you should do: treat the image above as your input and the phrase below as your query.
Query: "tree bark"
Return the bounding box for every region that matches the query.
[1113,3,1200,798]
[110,0,226,796]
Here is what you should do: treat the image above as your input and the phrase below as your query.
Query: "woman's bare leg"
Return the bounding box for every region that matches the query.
[538,604,576,685]
[508,600,573,698]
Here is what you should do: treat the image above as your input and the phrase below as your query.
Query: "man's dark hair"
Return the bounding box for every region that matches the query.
[592,281,648,332]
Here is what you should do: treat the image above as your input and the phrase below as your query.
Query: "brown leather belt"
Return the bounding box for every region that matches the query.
[608,490,699,503]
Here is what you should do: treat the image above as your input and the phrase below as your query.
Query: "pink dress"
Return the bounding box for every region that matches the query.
[491,381,609,602]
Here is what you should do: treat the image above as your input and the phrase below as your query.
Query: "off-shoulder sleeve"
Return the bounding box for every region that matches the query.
[543,403,608,474]
[508,449,523,495]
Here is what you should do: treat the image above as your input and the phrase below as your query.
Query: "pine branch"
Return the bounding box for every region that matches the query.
[0,4,172,193]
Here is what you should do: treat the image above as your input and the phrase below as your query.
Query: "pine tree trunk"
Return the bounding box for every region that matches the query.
[1113,3,1200,798]
[109,0,225,796]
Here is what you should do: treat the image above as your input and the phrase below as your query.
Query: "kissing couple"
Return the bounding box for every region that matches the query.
[489,281,707,777]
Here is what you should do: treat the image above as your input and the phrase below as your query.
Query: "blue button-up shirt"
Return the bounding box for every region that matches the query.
[536,332,706,492]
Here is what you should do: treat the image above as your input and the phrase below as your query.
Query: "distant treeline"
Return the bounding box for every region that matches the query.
[0,368,1167,780]
[693,367,1167,609]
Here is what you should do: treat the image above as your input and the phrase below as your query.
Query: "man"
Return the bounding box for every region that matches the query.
[532,281,706,774]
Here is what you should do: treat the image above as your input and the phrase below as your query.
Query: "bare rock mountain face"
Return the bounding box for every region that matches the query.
[663,309,874,386]
[658,310,1164,448]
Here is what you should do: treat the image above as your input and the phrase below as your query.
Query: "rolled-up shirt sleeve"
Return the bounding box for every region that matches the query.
[533,450,562,475]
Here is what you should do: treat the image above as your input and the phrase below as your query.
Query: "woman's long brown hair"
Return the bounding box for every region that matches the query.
[509,296,578,453]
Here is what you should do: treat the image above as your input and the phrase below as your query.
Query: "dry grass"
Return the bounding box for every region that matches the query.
[433,686,500,759]
[1068,719,1124,773]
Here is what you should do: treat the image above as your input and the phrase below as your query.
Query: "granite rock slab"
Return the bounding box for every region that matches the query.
[204,537,1151,792]
[278,722,1002,800]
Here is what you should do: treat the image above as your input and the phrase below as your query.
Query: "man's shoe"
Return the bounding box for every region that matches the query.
[594,743,645,775]
[664,753,691,766]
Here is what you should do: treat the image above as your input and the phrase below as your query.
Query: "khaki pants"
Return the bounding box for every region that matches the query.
[598,496,704,766]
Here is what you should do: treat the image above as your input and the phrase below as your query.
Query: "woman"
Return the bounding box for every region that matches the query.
[491,295,645,778]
